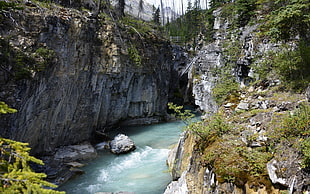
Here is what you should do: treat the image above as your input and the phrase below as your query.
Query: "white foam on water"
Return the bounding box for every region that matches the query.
[59,117,195,194]
[86,184,101,193]
[84,146,170,193]
[97,169,109,182]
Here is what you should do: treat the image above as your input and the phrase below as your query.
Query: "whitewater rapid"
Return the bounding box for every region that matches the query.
[59,120,186,194]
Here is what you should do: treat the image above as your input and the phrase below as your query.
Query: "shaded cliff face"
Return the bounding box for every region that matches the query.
[0,2,174,155]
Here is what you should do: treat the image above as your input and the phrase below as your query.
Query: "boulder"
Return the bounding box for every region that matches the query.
[110,134,136,154]
[95,141,110,150]
[266,145,310,193]
[54,142,97,162]
[236,101,249,110]
[267,159,287,186]
[65,162,85,168]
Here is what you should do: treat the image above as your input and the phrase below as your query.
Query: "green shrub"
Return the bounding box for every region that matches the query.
[34,47,55,71]
[203,140,272,185]
[262,0,310,42]
[165,9,214,44]
[0,138,65,194]
[14,54,34,80]
[301,138,310,168]
[0,105,64,193]
[212,75,239,105]
[277,103,310,138]
[234,0,257,27]
[268,103,310,169]
[127,44,141,66]
[0,1,22,11]
[188,113,231,143]
[167,102,195,125]
[0,102,17,114]
[122,16,155,36]
[273,45,310,92]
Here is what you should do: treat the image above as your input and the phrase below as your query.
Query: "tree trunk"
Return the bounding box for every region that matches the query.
[118,0,125,18]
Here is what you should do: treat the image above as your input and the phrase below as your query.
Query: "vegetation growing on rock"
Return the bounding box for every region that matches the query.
[180,83,309,192]
[0,104,64,193]
[166,0,310,192]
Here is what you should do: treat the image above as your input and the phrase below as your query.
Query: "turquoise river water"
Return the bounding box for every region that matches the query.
[58,120,186,194]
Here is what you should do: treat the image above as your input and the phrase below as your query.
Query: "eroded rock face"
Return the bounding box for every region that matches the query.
[0,3,175,155]
[267,145,310,193]
[166,6,310,194]
[164,171,188,194]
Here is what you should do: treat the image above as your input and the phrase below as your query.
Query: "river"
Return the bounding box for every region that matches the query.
[58,120,187,194]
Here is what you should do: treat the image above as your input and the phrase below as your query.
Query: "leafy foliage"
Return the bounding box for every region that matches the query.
[210,0,257,27]
[34,47,55,71]
[0,1,22,11]
[188,113,230,141]
[122,16,157,36]
[268,103,310,168]
[275,43,310,91]
[165,8,214,44]
[234,0,257,27]
[127,44,141,66]
[212,74,239,105]
[167,102,195,125]
[301,138,310,168]
[0,103,64,193]
[203,139,272,184]
[0,38,55,80]
[262,0,310,42]
[188,114,272,186]
[209,0,231,9]
[0,138,65,193]
[255,0,310,91]
[258,43,310,92]
[275,103,310,138]
[0,102,17,114]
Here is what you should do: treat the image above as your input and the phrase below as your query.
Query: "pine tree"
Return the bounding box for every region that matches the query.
[0,102,64,193]
[118,0,125,17]
[153,7,161,25]
[138,0,144,18]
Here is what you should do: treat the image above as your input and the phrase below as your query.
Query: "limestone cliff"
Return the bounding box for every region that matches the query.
[165,5,310,194]
[0,1,183,155]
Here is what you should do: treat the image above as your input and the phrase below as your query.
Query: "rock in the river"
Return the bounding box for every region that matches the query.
[95,141,110,150]
[54,142,97,162]
[65,162,85,168]
[110,134,136,154]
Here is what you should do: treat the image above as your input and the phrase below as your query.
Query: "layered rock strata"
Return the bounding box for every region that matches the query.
[0,2,182,155]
